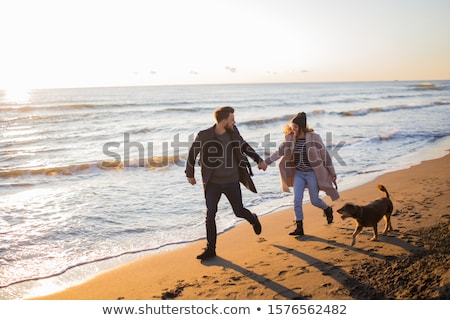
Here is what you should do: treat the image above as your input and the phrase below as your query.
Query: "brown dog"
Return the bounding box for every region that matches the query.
[337,184,393,246]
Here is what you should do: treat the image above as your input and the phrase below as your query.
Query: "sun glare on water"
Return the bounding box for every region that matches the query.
[1,86,31,105]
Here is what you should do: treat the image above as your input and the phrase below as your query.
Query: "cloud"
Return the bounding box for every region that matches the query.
[225,66,237,73]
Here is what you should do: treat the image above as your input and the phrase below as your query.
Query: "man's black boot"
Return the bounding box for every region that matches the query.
[289,220,304,236]
[251,213,262,235]
[196,247,216,260]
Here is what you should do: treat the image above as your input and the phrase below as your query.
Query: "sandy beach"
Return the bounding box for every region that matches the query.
[35,152,450,300]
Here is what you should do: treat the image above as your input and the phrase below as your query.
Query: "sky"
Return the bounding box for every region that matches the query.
[1,0,450,90]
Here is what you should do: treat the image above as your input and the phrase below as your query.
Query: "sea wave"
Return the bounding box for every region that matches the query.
[337,101,447,117]
[0,115,41,123]
[240,114,292,126]
[410,82,448,90]
[0,155,187,179]
[435,99,450,105]
[0,163,94,179]
[376,131,450,141]
[240,100,448,126]
[0,183,34,188]
[100,154,186,169]
[0,101,167,112]
[0,101,212,113]
[164,107,203,112]
[160,105,214,113]
[128,127,155,134]
[335,130,450,150]
[0,104,99,112]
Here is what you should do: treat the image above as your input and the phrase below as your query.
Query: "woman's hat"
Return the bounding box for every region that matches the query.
[291,112,306,128]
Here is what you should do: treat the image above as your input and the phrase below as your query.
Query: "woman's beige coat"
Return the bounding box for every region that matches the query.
[265,132,340,201]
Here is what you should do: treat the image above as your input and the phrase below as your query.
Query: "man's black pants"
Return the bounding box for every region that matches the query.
[204,181,255,249]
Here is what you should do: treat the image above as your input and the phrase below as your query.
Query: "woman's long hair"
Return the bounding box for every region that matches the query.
[283,121,314,135]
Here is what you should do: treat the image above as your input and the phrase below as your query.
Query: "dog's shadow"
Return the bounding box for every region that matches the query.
[331,226,426,256]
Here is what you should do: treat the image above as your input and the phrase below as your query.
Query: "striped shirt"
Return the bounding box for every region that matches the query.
[293,138,313,172]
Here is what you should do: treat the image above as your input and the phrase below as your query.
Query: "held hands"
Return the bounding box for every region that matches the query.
[258,161,267,171]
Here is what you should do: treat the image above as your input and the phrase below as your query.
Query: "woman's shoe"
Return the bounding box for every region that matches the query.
[324,207,333,224]
[289,220,304,236]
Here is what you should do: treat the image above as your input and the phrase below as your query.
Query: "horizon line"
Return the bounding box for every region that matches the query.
[1,78,449,92]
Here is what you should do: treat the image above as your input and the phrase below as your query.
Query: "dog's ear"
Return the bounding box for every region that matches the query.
[337,203,353,213]
[343,203,356,212]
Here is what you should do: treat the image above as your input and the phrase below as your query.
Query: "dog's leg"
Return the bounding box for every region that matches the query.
[370,224,378,241]
[351,226,363,246]
[382,215,392,235]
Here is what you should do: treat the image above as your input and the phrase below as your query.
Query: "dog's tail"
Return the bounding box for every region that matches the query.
[377,184,390,198]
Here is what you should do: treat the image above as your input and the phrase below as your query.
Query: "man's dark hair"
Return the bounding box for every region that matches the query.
[214,106,234,123]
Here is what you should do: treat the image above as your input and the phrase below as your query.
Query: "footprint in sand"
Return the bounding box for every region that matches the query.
[230,275,241,281]
[295,266,310,275]
[321,245,336,251]
[278,270,288,277]
[441,214,450,220]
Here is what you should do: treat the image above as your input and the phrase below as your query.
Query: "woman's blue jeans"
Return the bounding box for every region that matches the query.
[293,170,328,221]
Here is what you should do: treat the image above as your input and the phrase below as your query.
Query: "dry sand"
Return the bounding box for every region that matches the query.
[35,152,450,300]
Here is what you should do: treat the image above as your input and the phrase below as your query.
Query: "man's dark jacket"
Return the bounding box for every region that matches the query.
[185,125,263,193]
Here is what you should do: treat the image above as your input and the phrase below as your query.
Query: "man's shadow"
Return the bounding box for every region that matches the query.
[202,257,310,299]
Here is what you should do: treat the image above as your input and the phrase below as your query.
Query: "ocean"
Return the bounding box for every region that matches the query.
[1,81,449,299]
